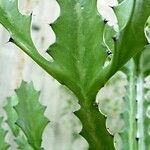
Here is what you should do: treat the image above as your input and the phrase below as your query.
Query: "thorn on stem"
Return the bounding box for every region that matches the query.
[49,23,53,27]
[8,37,14,43]
[104,19,108,24]
[104,115,107,119]
[30,12,33,18]
[93,102,98,108]
[110,6,114,9]
[136,137,139,141]
[112,36,117,42]
[106,50,112,55]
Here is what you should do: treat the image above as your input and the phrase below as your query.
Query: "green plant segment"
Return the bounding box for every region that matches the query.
[14,81,49,150]
[4,93,34,150]
[136,46,150,150]
[15,136,34,150]
[74,102,113,149]
[0,117,9,150]
[4,96,19,137]
[119,60,138,150]
[109,0,150,76]
[119,45,150,150]
[0,0,150,149]
[1,81,49,150]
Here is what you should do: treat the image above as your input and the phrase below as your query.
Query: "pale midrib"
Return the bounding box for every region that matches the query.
[74,3,85,88]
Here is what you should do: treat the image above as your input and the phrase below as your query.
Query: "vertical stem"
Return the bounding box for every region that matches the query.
[74,98,115,150]
[128,60,138,150]
[137,56,147,150]
[120,59,137,150]
[136,68,145,150]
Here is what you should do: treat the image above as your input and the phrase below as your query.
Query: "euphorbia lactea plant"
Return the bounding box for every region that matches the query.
[0,0,150,149]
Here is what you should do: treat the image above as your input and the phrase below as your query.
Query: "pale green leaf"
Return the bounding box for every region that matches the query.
[14,81,49,150]
[114,0,134,30]
[3,93,34,149]
[107,0,150,78]
[0,117,9,150]
[15,136,34,150]
[3,95,19,137]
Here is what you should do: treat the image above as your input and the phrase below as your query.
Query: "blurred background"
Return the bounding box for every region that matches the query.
[0,0,127,149]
